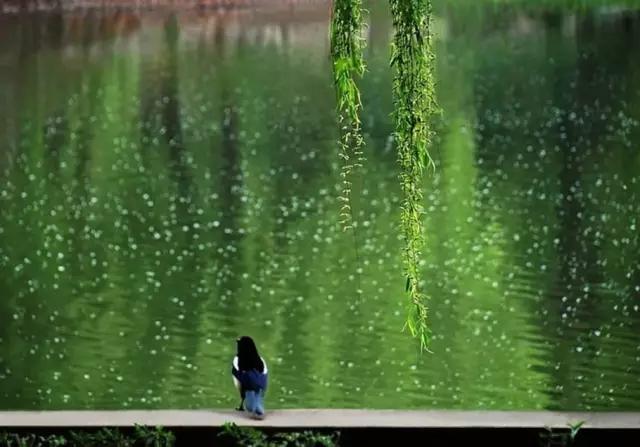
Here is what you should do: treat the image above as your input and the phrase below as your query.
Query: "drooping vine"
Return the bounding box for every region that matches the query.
[330,0,365,233]
[330,0,437,350]
[389,0,438,351]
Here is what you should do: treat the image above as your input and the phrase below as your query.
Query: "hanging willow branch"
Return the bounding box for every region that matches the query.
[330,0,365,232]
[389,0,437,351]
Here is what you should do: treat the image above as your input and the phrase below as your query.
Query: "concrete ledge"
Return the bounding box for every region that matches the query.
[1,410,639,429]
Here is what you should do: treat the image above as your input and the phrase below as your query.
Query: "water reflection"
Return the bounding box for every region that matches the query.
[0,2,639,410]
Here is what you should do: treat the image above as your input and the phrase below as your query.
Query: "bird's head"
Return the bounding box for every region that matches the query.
[236,336,265,372]
[237,335,258,355]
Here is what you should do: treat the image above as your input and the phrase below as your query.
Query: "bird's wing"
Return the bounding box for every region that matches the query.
[232,356,241,390]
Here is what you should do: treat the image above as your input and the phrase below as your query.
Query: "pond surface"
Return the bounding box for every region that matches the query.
[0,1,639,411]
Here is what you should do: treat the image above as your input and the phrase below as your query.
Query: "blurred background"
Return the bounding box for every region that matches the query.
[0,0,639,411]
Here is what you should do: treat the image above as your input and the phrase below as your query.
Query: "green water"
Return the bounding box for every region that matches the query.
[0,2,639,411]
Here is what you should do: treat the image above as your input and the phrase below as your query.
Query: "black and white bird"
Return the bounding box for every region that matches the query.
[231,336,268,419]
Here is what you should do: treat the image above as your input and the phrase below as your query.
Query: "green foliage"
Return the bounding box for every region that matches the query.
[568,421,585,440]
[219,423,269,447]
[0,427,175,447]
[133,425,175,447]
[219,423,339,447]
[68,428,134,447]
[331,0,438,348]
[330,0,366,232]
[538,421,585,447]
[388,0,438,351]
[0,433,67,447]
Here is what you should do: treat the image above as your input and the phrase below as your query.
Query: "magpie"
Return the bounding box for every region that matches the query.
[232,336,268,419]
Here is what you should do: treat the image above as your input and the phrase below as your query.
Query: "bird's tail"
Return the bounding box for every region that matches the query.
[244,390,265,419]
